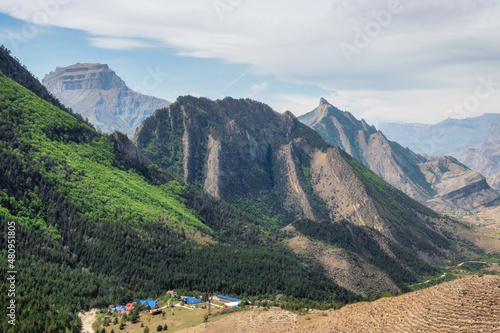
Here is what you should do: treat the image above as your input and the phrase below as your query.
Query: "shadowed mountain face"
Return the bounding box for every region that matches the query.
[298,99,500,215]
[42,63,170,137]
[134,96,479,270]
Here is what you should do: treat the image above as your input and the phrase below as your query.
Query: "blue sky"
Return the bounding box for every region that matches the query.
[1,0,500,126]
[0,12,330,116]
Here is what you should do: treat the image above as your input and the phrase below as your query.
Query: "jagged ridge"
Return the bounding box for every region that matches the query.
[298,99,500,215]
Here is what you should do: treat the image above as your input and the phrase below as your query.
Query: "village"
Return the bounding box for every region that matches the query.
[88,291,246,333]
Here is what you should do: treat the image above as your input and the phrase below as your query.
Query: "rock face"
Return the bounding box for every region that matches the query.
[299,99,500,215]
[110,131,152,166]
[42,63,170,137]
[134,96,479,271]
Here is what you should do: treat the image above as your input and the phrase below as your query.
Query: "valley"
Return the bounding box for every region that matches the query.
[0,45,499,332]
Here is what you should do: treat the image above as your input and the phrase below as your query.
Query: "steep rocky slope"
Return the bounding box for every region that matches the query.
[179,275,500,333]
[134,96,479,279]
[298,99,500,215]
[42,63,169,137]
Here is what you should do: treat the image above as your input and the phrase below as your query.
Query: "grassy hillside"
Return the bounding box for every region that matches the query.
[0,66,360,332]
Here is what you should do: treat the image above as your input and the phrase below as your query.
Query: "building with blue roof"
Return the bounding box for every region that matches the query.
[183,297,202,304]
[217,295,241,303]
[115,305,127,312]
[139,300,158,308]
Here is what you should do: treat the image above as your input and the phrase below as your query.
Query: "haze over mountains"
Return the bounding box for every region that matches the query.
[380,114,500,192]
[42,63,170,137]
[298,99,500,215]
[379,114,500,158]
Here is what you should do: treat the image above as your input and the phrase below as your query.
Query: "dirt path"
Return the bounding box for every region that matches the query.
[415,272,447,285]
[417,260,493,286]
[78,308,98,333]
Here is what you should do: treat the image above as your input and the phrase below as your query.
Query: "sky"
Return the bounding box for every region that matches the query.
[0,0,500,127]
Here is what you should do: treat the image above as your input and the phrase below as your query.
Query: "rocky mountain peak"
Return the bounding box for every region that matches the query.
[319,97,330,106]
[44,63,126,92]
[42,63,170,137]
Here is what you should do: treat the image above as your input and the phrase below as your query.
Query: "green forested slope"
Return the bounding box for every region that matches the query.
[0,66,359,332]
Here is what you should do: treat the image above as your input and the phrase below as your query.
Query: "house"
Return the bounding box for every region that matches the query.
[115,305,126,312]
[183,297,202,304]
[167,290,178,296]
[139,300,158,309]
[217,295,241,303]
[125,303,135,311]
[223,301,239,308]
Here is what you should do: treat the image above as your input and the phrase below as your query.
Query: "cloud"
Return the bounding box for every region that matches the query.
[250,82,268,95]
[1,0,500,122]
[87,37,155,50]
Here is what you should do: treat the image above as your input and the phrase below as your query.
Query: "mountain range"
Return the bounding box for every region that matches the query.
[0,46,495,331]
[42,63,170,137]
[380,114,500,192]
[40,61,500,215]
[298,99,500,215]
[0,47,363,330]
[133,95,480,270]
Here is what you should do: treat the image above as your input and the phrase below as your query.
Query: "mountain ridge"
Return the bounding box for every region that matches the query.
[133,95,480,277]
[380,113,500,192]
[298,99,500,215]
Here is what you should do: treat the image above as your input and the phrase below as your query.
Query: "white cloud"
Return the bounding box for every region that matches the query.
[87,37,155,50]
[1,0,500,122]
[250,82,268,95]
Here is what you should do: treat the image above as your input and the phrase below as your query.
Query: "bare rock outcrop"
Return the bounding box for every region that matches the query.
[204,135,221,198]
[310,148,387,234]
[111,131,152,166]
